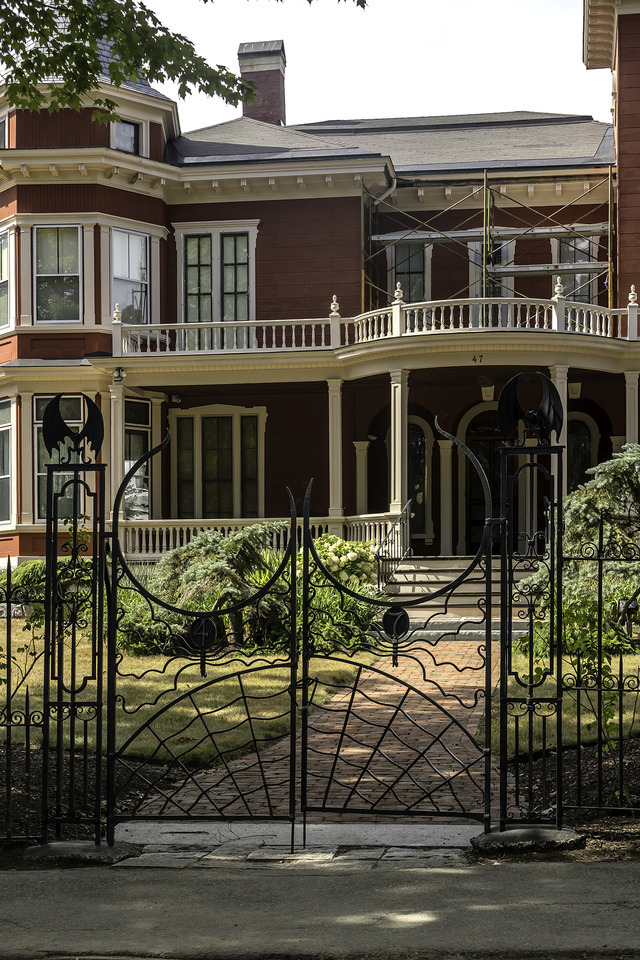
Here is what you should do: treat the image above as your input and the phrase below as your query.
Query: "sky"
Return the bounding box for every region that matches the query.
[146,0,614,134]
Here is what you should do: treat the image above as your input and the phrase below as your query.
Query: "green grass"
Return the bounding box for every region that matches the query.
[0,624,374,767]
[491,650,640,759]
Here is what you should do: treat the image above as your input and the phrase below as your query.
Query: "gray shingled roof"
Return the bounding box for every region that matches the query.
[97,39,172,101]
[173,111,614,172]
[291,112,614,174]
[172,116,381,165]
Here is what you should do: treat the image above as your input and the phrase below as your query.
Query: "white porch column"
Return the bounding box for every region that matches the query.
[110,383,125,520]
[327,379,343,524]
[550,364,568,499]
[624,371,640,445]
[438,438,453,555]
[20,392,34,523]
[151,397,164,518]
[150,236,161,323]
[353,440,369,516]
[389,369,409,513]
[100,391,112,510]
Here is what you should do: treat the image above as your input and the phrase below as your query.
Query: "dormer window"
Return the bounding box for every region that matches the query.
[114,120,140,155]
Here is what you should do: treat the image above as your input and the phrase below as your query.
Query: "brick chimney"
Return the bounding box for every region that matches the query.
[238,41,286,126]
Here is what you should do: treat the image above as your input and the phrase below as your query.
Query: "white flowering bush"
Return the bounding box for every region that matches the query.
[313,535,377,586]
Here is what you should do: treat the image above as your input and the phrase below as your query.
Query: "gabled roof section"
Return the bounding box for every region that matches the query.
[291,111,615,175]
[169,115,383,166]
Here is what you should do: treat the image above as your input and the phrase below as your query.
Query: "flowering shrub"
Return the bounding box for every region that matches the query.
[313,535,377,586]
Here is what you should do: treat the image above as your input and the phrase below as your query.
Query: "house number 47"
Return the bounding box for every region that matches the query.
[472,355,484,363]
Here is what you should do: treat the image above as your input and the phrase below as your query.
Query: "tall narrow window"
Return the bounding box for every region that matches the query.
[559,236,593,302]
[0,117,6,148]
[202,416,233,517]
[0,232,8,327]
[222,233,249,322]
[0,400,11,522]
[394,243,425,302]
[124,399,151,519]
[34,226,81,322]
[185,235,212,323]
[34,395,83,520]
[113,229,148,324]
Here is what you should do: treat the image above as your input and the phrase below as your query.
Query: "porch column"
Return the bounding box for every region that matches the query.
[624,371,640,445]
[100,391,112,510]
[550,364,568,499]
[353,440,369,516]
[110,383,125,521]
[327,379,343,530]
[389,369,409,514]
[20,392,34,523]
[438,438,453,555]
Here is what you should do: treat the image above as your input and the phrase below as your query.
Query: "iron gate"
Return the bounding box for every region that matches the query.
[105,427,496,842]
[4,379,636,846]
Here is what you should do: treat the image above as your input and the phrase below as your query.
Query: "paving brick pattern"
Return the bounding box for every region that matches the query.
[120,631,502,826]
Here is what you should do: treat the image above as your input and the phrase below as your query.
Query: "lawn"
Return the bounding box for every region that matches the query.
[491,648,640,759]
[0,624,375,767]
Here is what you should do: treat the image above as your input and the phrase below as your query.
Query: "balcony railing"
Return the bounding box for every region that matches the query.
[111,287,639,358]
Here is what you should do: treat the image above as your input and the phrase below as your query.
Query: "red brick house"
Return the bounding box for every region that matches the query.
[0,5,636,561]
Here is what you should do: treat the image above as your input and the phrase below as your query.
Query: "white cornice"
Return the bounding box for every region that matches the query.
[0,211,169,239]
[0,147,390,202]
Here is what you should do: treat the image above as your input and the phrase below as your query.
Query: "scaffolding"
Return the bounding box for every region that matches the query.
[362,167,615,312]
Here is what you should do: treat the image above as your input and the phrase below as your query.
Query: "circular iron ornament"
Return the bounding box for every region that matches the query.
[497,371,563,442]
[188,617,220,652]
[382,605,410,640]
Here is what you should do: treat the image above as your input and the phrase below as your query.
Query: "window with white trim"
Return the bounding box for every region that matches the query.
[114,120,140,155]
[124,399,151,520]
[0,232,9,327]
[171,405,265,519]
[176,222,258,346]
[0,400,11,522]
[34,395,84,520]
[0,116,6,149]
[113,229,148,324]
[34,226,81,322]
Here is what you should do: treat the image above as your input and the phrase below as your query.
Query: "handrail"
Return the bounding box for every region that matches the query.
[112,294,638,357]
[376,500,412,589]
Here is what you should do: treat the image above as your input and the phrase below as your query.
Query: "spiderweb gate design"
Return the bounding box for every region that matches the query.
[105,431,496,841]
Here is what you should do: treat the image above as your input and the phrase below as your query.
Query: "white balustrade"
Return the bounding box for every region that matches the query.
[344,514,392,548]
[119,517,333,559]
[112,297,639,358]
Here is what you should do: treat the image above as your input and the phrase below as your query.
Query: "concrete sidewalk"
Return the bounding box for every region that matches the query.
[1,828,639,960]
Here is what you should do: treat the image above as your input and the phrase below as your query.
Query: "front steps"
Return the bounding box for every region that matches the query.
[384,556,528,621]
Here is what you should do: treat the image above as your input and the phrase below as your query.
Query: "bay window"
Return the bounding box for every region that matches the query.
[113,229,148,324]
[0,232,8,327]
[34,226,81,322]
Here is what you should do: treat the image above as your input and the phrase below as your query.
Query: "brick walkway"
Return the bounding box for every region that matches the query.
[121,631,502,827]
